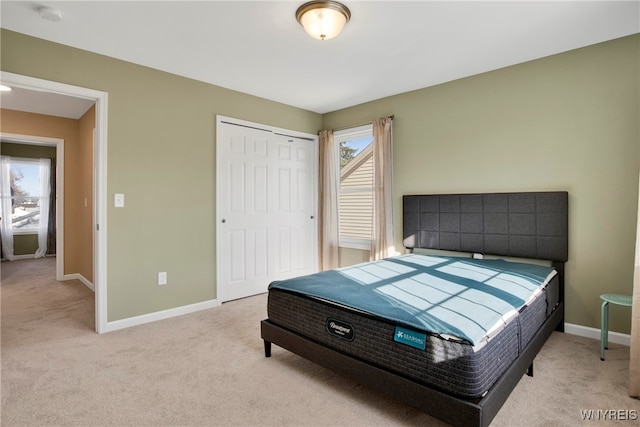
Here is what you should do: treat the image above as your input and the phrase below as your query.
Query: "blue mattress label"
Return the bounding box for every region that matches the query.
[326,318,355,341]
[394,326,426,350]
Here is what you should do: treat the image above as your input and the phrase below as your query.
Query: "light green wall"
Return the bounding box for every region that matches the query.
[1,29,322,321]
[3,29,638,334]
[339,247,371,267]
[324,34,640,334]
[1,142,57,159]
[12,234,38,256]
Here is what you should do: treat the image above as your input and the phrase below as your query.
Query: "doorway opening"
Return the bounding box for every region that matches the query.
[0,71,108,333]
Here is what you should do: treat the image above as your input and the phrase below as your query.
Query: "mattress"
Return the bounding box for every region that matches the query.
[267,255,560,398]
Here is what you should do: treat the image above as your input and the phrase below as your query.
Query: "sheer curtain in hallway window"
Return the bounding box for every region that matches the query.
[35,158,51,258]
[0,155,14,260]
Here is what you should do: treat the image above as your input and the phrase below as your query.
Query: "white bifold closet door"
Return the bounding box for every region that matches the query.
[216,117,318,302]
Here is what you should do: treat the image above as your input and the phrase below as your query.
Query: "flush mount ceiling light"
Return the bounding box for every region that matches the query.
[296,1,351,41]
[38,6,63,22]
[0,85,12,92]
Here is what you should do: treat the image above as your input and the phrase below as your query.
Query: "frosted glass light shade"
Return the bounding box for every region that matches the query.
[296,1,351,41]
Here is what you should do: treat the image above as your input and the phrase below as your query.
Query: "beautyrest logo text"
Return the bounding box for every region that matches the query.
[326,318,355,341]
[329,321,351,335]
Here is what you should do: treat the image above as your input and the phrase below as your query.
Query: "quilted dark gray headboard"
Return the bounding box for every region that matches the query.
[403,192,568,262]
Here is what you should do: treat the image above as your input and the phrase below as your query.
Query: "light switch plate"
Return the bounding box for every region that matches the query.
[158,272,167,285]
[114,193,124,207]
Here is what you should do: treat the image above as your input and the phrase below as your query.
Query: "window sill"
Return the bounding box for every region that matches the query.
[339,237,371,251]
[11,230,38,236]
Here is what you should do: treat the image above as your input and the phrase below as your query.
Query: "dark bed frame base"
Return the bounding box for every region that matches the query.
[261,192,568,426]
[262,302,563,427]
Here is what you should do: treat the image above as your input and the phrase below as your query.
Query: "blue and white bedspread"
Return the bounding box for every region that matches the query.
[268,254,557,346]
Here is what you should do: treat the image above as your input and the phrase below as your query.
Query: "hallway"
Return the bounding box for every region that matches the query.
[1,257,94,346]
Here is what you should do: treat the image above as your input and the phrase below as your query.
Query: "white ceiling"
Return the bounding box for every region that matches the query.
[1,1,639,116]
[0,85,95,119]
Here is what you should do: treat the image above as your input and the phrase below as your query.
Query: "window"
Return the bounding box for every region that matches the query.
[1,157,49,234]
[335,125,373,250]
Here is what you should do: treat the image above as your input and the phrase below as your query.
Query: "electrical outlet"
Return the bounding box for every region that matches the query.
[158,272,167,285]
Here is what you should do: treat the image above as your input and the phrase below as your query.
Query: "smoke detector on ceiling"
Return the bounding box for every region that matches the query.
[38,6,63,22]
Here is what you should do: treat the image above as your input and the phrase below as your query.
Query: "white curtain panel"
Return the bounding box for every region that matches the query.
[35,158,51,259]
[629,173,640,398]
[0,157,51,260]
[370,117,394,261]
[318,130,339,270]
[0,156,16,260]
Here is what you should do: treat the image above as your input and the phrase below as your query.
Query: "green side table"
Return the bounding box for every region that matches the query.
[600,293,633,361]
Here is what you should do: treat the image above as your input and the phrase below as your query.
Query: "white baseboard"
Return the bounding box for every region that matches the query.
[104,298,221,333]
[1,254,57,261]
[13,254,37,260]
[2,254,40,261]
[62,273,94,292]
[565,322,631,346]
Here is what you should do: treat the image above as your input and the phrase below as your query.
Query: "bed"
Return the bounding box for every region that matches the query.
[261,191,568,426]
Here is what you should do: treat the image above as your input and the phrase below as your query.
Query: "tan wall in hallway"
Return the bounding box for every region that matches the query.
[74,106,95,282]
[0,108,94,281]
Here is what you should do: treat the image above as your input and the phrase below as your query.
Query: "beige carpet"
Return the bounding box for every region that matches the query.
[1,258,638,426]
